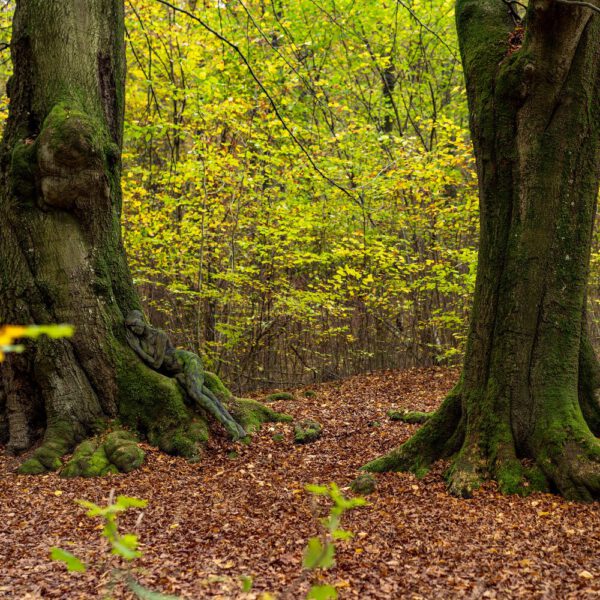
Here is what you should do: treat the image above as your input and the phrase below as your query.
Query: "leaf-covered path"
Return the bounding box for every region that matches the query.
[1,368,599,598]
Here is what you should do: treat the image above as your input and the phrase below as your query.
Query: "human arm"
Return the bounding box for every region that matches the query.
[126,329,157,365]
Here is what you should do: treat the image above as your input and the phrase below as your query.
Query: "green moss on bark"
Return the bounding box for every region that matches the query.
[203,371,233,401]
[294,419,323,444]
[266,392,294,402]
[529,405,600,501]
[103,430,144,472]
[114,343,188,434]
[523,465,550,494]
[155,426,201,461]
[10,140,37,203]
[61,440,101,477]
[188,419,210,444]
[230,398,292,434]
[388,410,431,424]
[61,430,143,477]
[363,386,462,477]
[18,420,77,474]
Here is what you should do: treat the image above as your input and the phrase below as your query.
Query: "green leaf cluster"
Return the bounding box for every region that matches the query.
[301,483,366,599]
[50,495,179,599]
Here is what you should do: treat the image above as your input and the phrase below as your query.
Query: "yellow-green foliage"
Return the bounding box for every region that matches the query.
[120,0,478,388]
[12,1,599,388]
[0,2,479,384]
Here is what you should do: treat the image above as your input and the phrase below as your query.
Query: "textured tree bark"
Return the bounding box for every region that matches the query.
[0,0,287,475]
[364,0,600,501]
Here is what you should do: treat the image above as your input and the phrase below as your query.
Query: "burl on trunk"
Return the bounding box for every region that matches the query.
[0,0,288,476]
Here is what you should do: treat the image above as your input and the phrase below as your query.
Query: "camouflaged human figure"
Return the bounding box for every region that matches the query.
[125,311,246,440]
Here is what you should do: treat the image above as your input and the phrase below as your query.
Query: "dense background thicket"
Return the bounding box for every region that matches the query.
[1,0,599,390]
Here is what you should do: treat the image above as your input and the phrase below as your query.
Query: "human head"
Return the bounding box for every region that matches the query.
[125,310,147,336]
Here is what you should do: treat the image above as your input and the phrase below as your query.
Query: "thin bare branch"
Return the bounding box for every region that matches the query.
[395,0,458,61]
[151,0,357,200]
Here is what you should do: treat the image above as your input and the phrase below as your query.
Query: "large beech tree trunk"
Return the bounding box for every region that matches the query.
[365,0,600,501]
[0,0,284,475]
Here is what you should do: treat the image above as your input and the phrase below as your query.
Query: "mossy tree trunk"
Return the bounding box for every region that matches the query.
[0,0,286,475]
[364,0,600,501]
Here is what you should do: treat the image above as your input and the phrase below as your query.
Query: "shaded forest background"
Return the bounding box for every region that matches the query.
[1,0,599,391]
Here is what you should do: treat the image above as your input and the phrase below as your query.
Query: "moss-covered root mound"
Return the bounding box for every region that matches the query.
[61,431,144,477]
[17,368,292,476]
[201,372,292,436]
[18,428,144,477]
[442,430,600,502]
[350,473,376,495]
[18,421,79,475]
[294,419,323,444]
[229,398,292,435]
[388,410,432,424]
[265,391,294,402]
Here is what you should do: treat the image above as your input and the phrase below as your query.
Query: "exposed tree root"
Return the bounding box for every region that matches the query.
[203,372,293,434]
[363,384,600,502]
[388,410,432,424]
[60,430,144,477]
[532,421,600,502]
[15,358,290,477]
[445,449,551,498]
[578,332,600,436]
[230,398,292,434]
[18,421,78,475]
[362,386,462,477]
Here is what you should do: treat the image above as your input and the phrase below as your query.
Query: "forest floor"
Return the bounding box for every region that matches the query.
[1,367,599,599]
